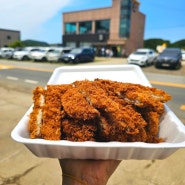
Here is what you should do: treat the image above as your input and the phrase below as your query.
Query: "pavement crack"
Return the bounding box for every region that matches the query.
[144,160,156,169]
[0,164,39,185]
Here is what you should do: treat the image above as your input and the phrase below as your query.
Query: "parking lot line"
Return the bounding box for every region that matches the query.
[150,80,185,88]
[0,64,14,69]
[24,79,38,84]
[7,76,18,80]
[180,105,185,110]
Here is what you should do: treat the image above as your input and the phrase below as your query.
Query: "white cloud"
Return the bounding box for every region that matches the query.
[0,0,72,42]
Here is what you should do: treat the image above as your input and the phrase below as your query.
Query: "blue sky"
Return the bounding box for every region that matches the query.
[1,0,185,44]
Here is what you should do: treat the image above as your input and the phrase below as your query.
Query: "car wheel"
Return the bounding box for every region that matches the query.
[74,57,80,64]
[42,57,47,62]
[22,56,29,60]
[90,57,94,62]
[144,60,148,66]
[175,62,181,69]
[155,64,160,68]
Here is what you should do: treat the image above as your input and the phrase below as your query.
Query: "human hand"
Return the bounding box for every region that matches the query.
[59,159,121,185]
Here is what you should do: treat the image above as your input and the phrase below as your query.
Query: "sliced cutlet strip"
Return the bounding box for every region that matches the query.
[61,86,100,120]
[95,79,171,115]
[61,118,97,141]
[28,86,45,138]
[41,84,71,140]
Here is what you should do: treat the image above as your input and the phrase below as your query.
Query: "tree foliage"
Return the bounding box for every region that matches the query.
[8,40,25,48]
[172,40,185,49]
[8,39,49,48]
[144,38,185,50]
[144,38,171,50]
[22,40,49,47]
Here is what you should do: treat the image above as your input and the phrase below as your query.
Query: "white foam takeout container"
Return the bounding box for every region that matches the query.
[11,65,185,159]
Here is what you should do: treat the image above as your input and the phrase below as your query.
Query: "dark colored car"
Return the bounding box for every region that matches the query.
[155,48,182,69]
[60,47,95,63]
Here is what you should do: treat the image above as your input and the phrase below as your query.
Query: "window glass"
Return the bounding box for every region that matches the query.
[79,21,92,34]
[66,42,76,48]
[95,19,110,33]
[65,23,76,34]
[80,42,92,47]
[121,0,131,6]
[119,0,131,38]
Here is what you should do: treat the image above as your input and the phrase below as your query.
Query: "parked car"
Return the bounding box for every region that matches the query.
[46,47,72,62]
[127,48,157,66]
[181,50,185,60]
[155,48,182,69]
[30,47,56,62]
[0,47,14,59]
[13,47,40,60]
[60,47,95,63]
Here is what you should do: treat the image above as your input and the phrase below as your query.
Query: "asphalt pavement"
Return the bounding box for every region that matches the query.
[1,58,185,185]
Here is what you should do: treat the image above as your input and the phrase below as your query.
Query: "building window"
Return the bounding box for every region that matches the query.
[7,35,11,40]
[121,0,132,7]
[65,22,76,34]
[79,21,92,34]
[66,42,76,48]
[80,42,92,47]
[119,0,131,38]
[95,19,110,34]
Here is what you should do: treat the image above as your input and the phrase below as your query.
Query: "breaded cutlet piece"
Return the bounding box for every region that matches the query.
[94,79,171,115]
[28,86,45,139]
[41,84,71,140]
[61,118,98,141]
[61,87,100,120]
[73,80,147,137]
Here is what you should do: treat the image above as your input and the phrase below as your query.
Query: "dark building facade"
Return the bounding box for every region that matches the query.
[62,0,145,56]
[0,29,20,47]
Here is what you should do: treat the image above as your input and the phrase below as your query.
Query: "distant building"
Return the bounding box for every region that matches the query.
[0,28,20,47]
[62,0,145,57]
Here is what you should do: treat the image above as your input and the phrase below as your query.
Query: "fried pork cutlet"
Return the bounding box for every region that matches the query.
[94,79,171,114]
[73,80,147,136]
[28,86,45,139]
[61,87,100,120]
[28,79,171,143]
[61,118,98,141]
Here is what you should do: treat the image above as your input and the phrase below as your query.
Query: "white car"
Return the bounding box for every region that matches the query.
[0,47,14,59]
[46,47,72,62]
[30,47,56,62]
[127,48,157,66]
[13,47,40,60]
[181,50,185,60]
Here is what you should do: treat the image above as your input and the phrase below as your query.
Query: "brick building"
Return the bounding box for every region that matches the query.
[0,29,20,47]
[62,0,145,57]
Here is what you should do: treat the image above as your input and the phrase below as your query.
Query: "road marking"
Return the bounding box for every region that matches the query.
[24,79,38,84]
[150,80,185,88]
[7,76,18,80]
[180,105,185,110]
[0,64,14,69]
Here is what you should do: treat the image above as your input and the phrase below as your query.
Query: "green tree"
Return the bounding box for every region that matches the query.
[22,40,49,47]
[144,38,171,50]
[8,40,24,48]
[172,40,185,49]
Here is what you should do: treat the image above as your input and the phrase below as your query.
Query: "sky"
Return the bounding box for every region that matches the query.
[0,0,185,44]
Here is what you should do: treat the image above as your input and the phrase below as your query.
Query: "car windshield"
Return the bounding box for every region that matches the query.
[161,50,179,55]
[70,48,83,54]
[50,50,60,54]
[134,51,147,55]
